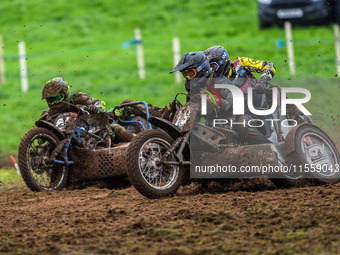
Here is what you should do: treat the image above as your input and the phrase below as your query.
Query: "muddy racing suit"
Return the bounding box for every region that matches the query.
[227,57,276,87]
[189,72,271,145]
[41,92,134,142]
[220,58,278,144]
[226,57,276,107]
[41,92,105,120]
[226,57,302,120]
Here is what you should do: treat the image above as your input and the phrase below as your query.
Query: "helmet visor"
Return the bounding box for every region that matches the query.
[181,69,197,81]
[46,93,65,105]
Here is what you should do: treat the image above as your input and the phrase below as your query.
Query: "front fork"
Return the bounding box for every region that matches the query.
[50,134,74,166]
[158,133,191,166]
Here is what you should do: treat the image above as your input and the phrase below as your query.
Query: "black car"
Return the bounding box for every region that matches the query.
[258,0,340,28]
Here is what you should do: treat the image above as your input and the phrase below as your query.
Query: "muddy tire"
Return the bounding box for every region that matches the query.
[18,127,68,191]
[289,125,340,184]
[126,129,185,199]
[269,154,305,188]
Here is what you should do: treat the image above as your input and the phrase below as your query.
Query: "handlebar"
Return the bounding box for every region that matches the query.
[60,101,91,115]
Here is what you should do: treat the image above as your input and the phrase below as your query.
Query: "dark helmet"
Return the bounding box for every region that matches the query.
[204,46,231,76]
[42,77,70,106]
[170,51,212,80]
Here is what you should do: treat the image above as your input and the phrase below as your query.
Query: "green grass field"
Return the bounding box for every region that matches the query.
[0,168,22,187]
[0,0,339,157]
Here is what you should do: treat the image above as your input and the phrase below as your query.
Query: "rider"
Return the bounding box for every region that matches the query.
[204,46,276,91]
[204,46,306,121]
[170,51,270,144]
[170,51,232,113]
[41,77,134,142]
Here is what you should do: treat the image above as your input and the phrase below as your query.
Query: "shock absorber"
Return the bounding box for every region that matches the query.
[157,137,184,165]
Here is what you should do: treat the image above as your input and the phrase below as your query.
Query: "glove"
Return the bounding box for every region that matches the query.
[114,108,125,117]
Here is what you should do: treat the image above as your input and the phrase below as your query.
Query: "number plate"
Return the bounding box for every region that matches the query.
[277,8,303,19]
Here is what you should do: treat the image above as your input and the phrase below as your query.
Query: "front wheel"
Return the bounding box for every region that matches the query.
[18,127,68,191]
[290,125,340,184]
[126,129,185,199]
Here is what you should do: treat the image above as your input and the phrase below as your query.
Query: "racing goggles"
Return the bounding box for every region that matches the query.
[210,49,229,72]
[181,69,197,80]
[46,93,65,105]
[181,59,209,80]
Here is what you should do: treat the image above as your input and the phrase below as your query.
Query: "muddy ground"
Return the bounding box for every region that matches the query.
[0,177,339,255]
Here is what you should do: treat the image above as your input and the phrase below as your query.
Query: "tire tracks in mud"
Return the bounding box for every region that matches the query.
[0,180,340,254]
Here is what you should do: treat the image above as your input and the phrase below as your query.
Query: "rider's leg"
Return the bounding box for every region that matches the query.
[233,115,271,145]
[110,123,135,142]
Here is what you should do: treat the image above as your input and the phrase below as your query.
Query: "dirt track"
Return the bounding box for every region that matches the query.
[1,178,340,255]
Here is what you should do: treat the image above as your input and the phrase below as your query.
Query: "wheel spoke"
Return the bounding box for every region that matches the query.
[26,134,66,190]
[138,137,179,190]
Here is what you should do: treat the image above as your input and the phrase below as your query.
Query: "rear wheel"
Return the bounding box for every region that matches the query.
[126,129,185,199]
[290,125,340,184]
[18,128,68,191]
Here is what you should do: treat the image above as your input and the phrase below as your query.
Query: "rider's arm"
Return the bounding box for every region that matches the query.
[236,57,276,84]
[215,76,233,113]
[70,92,106,113]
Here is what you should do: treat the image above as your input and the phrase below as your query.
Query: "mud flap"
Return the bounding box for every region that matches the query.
[35,120,65,140]
[149,117,182,139]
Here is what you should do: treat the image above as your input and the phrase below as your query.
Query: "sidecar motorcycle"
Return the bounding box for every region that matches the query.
[125,90,340,199]
[18,101,152,191]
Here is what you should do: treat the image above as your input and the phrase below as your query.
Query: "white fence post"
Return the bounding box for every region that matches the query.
[334,24,340,76]
[19,41,28,92]
[0,35,5,84]
[134,29,145,79]
[284,21,296,75]
[172,37,181,84]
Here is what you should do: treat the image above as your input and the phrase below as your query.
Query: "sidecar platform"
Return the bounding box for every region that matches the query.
[70,143,129,181]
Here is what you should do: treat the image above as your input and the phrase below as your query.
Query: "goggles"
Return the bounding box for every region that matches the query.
[181,69,197,80]
[210,62,221,72]
[210,49,229,72]
[46,93,65,105]
[180,58,209,80]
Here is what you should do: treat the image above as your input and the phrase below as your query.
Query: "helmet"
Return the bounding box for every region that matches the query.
[170,51,212,80]
[204,46,231,76]
[42,77,70,106]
